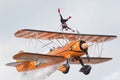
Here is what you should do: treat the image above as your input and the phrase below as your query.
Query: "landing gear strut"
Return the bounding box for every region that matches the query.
[79,57,91,75]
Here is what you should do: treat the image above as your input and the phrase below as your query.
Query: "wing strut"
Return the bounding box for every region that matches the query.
[99,37,105,57]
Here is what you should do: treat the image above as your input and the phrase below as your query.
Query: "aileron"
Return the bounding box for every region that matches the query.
[70,57,112,64]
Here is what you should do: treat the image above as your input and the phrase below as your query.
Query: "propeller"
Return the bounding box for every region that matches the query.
[80,40,90,62]
[76,30,90,62]
[84,49,90,62]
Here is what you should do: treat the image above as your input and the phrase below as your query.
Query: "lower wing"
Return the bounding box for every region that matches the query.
[6,51,112,68]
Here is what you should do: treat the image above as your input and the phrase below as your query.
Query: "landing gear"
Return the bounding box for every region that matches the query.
[80,65,91,75]
[79,57,91,75]
[59,59,70,74]
[59,64,70,74]
[59,57,91,75]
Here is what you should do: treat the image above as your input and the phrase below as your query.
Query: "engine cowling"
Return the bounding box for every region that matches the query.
[79,40,90,62]
[79,40,88,50]
[70,40,90,62]
[70,40,88,51]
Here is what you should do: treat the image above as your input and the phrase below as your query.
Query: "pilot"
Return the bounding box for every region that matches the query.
[50,47,55,52]
[58,8,75,32]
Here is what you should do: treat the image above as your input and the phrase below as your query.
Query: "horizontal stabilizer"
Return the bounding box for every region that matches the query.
[6,62,22,67]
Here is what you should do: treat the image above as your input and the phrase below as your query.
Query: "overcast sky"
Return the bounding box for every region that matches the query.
[0,0,120,80]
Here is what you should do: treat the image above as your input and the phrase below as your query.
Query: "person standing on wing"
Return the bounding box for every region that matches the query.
[58,8,75,32]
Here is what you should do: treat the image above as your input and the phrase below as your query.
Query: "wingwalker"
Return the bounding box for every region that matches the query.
[6,9,117,75]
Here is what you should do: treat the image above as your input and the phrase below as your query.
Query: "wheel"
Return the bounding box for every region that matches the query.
[59,64,70,74]
[80,65,91,75]
[83,65,91,75]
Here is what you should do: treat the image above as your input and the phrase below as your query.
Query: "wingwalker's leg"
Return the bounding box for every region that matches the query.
[79,57,92,75]
[59,58,70,74]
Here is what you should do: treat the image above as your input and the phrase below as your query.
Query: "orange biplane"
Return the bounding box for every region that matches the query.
[6,29,117,75]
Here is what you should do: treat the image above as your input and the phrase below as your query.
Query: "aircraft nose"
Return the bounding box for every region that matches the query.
[79,40,90,62]
[80,40,88,50]
[81,43,88,50]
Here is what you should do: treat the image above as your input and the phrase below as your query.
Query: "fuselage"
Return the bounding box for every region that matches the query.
[48,40,85,58]
[15,40,88,72]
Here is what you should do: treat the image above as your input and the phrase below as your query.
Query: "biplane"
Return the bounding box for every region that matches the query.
[6,29,117,75]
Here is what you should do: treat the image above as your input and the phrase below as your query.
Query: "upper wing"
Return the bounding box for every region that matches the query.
[15,29,117,43]
[70,57,112,64]
[13,51,66,64]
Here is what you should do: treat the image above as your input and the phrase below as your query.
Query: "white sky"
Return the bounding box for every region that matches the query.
[0,0,120,80]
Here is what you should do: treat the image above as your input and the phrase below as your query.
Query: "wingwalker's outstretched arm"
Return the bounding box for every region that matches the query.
[58,8,75,32]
